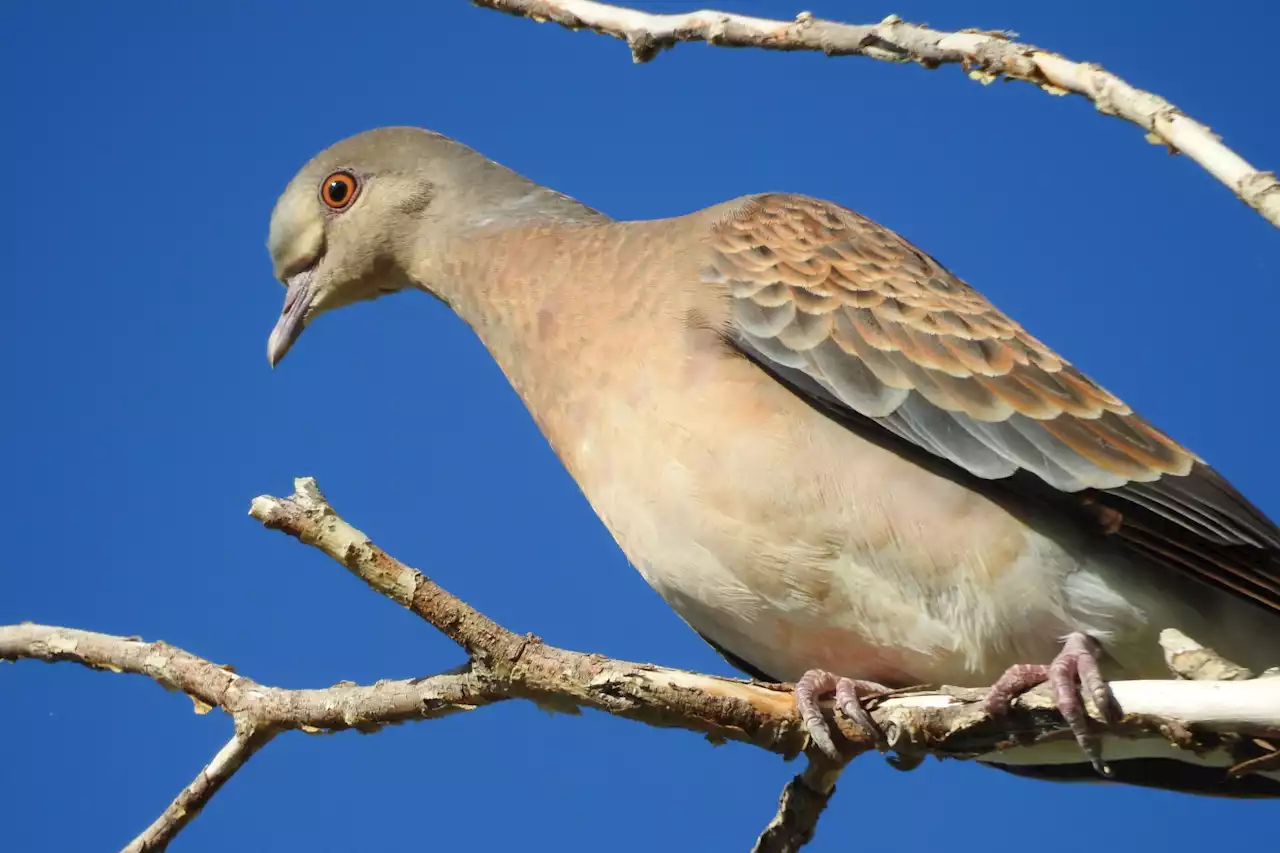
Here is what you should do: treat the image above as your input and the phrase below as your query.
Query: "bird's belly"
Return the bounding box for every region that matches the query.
[582,452,1280,685]
[593,487,1075,686]
[557,396,1095,687]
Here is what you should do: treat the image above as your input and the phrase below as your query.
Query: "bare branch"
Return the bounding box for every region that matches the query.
[473,0,1280,231]
[7,477,1280,850]
[2,621,505,852]
[249,477,520,665]
[119,722,275,853]
[754,755,844,853]
[0,623,503,733]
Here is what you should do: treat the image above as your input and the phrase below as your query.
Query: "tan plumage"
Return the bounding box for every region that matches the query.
[264,127,1280,796]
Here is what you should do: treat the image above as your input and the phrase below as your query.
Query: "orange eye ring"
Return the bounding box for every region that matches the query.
[320,171,358,210]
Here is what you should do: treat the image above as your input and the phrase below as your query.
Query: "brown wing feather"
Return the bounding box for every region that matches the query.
[704,193,1280,613]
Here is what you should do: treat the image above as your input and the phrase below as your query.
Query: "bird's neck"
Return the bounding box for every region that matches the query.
[406,172,610,306]
[410,210,698,466]
[404,188,607,379]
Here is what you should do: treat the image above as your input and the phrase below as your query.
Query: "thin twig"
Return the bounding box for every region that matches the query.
[472,0,1280,230]
[754,755,845,853]
[119,723,276,853]
[250,477,521,666]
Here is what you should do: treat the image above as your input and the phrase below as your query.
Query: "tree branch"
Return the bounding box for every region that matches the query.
[119,722,275,853]
[753,755,844,853]
[6,477,1280,851]
[0,622,503,734]
[472,0,1280,231]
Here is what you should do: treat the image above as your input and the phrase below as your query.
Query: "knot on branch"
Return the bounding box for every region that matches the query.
[1239,170,1280,212]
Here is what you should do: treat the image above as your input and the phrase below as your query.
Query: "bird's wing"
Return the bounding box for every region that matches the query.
[702,193,1280,612]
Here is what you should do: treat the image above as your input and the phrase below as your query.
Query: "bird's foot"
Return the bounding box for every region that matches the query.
[982,631,1121,775]
[794,669,891,760]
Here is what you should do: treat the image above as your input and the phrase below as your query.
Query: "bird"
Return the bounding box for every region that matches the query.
[264,126,1280,796]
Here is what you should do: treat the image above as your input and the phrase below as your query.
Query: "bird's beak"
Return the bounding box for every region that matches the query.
[267,270,315,367]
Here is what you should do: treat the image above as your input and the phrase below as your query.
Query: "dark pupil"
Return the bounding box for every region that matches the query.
[327,179,349,203]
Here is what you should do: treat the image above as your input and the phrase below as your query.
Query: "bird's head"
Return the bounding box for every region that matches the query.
[266,127,441,366]
[266,126,607,366]
[265,126,556,366]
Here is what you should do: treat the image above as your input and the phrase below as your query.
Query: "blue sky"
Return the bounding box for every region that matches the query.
[3,1,1278,849]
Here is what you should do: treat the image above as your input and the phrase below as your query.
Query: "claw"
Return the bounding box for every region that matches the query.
[983,632,1119,775]
[795,669,890,760]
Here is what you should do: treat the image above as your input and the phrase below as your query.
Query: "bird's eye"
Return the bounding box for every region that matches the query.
[320,171,358,210]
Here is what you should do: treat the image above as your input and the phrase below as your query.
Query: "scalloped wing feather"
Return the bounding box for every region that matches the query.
[704,193,1280,612]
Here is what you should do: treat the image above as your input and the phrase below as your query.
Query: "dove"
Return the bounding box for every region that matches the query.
[265,127,1280,796]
